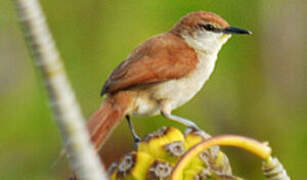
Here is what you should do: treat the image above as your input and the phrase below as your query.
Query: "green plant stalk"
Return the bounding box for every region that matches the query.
[12,0,107,179]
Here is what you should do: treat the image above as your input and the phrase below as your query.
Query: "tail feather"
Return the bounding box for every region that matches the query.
[87,91,133,150]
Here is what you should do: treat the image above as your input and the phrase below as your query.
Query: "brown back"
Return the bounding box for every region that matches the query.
[101,32,198,95]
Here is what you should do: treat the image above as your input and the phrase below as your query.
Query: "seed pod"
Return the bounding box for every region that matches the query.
[109,127,287,180]
[109,127,239,180]
[262,157,290,180]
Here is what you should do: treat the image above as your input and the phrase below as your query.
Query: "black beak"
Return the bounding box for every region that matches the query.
[223,26,252,35]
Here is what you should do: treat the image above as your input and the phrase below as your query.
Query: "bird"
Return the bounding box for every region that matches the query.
[87,11,251,151]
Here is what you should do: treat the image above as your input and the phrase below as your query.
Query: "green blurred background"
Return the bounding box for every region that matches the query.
[1,0,306,179]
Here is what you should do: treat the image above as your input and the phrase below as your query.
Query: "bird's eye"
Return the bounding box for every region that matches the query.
[201,24,215,31]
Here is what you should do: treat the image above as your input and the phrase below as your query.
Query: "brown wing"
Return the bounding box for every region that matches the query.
[101,32,198,96]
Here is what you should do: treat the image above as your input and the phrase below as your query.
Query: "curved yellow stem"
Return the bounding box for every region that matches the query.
[171,135,272,180]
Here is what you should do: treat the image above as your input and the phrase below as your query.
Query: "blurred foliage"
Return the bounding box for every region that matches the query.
[0,0,306,179]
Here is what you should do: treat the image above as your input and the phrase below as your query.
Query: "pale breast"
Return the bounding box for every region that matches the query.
[132,52,218,116]
[153,52,218,109]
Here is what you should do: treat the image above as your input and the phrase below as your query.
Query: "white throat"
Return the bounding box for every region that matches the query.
[181,31,232,92]
[182,31,231,54]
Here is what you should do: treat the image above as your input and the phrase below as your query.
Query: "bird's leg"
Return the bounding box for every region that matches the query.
[160,102,200,130]
[125,115,141,148]
[161,111,200,130]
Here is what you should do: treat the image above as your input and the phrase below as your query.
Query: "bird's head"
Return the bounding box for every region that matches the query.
[171,11,251,53]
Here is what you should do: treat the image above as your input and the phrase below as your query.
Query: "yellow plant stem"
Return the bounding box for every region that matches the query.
[171,135,272,180]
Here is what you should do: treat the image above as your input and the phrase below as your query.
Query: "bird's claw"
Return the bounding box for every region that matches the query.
[133,136,141,150]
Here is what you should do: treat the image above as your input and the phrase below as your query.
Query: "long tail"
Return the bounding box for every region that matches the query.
[87,91,134,150]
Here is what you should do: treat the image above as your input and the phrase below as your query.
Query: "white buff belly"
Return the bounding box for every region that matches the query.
[132,52,218,116]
